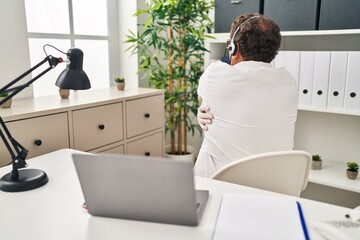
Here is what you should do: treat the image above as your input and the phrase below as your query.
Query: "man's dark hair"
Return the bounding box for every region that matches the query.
[230,13,281,63]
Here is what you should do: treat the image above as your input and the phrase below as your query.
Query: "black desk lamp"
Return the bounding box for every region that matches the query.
[0,45,91,192]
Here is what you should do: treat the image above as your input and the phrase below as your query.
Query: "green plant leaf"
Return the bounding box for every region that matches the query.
[125,0,214,154]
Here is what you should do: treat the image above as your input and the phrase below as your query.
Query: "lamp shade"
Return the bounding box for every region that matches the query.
[55,48,91,90]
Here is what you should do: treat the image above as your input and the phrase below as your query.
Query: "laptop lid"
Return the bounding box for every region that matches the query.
[72,153,208,226]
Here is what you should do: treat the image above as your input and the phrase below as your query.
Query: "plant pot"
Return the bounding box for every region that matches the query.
[311,160,322,170]
[116,82,125,91]
[0,97,12,108]
[346,170,358,180]
[59,89,70,99]
[165,145,197,164]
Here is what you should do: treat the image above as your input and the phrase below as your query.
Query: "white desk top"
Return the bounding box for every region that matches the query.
[0,149,353,240]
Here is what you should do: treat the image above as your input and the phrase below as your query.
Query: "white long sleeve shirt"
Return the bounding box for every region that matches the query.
[194,60,298,177]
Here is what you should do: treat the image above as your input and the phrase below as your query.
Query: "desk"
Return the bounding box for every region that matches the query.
[0,149,353,240]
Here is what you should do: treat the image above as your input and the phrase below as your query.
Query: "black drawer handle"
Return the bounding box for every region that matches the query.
[34,139,42,146]
[350,92,356,98]
[317,90,323,95]
[98,124,105,130]
[144,113,150,118]
[145,152,150,156]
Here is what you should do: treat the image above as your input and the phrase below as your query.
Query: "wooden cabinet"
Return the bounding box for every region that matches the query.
[0,87,164,167]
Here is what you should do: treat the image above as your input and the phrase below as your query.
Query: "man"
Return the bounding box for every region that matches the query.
[194,13,298,177]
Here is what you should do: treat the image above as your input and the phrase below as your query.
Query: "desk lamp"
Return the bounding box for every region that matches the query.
[0,45,91,192]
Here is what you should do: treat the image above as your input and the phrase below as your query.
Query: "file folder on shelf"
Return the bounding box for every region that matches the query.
[273,51,301,84]
[273,51,286,68]
[344,52,360,112]
[298,51,315,107]
[284,51,301,85]
[327,52,348,111]
[312,51,331,110]
[212,194,310,240]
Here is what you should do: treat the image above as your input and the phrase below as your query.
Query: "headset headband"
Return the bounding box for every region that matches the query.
[228,15,260,56]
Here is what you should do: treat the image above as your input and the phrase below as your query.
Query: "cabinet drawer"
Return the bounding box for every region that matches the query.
[72,103,124,151]
[90,144,124,154]
[0,113,69,167]
[126,95,163,138]
[127,132,164,157]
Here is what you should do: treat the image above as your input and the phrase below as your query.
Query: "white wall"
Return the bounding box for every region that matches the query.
[0,0,33,99]
[118,0,139,89]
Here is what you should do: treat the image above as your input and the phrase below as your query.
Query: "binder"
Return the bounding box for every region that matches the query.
[273,51,286,68]
[212,194,310,240]
[273,51,301,84]
[298,51,315,107]
[285,51,301,85]
[344,52,360,111]
[327,52,348,110]
[312,51,331,109]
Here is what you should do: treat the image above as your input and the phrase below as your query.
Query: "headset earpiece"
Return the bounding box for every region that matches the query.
[228,26,240,56]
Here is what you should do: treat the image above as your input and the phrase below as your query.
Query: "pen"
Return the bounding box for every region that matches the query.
[297,201,311,240]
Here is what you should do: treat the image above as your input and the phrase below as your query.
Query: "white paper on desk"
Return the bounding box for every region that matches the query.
[212,194,306,240]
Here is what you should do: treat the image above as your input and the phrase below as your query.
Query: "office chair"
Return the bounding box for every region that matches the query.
[211,150,312,197]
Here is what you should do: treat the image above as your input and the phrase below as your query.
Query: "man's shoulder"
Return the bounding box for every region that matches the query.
[206,61,230,71]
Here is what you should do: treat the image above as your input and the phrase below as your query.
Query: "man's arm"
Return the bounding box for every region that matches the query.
[197,96,214,131]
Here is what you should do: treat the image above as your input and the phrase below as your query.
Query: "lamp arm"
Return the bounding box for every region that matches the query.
[0,55,63,105]
[0,55,63,180]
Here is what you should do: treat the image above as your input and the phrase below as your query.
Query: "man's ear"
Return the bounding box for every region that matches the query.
[230,44,244,65]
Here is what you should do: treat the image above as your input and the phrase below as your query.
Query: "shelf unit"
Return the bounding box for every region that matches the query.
[204,30,360,208]
[205,29,360,68]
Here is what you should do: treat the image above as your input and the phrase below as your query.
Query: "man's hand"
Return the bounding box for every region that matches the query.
[197,105,214,131]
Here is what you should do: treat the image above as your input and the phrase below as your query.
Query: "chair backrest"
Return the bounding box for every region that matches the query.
[211,150,312,197]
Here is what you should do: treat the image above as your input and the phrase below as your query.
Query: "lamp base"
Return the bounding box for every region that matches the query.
[0,169,48,192]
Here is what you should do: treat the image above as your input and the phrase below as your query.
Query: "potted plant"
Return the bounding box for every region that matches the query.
[114,77,125,91]
[346,162,359,180]
[0,92,12,108]
[59,89,70,99]
[125,0,214,159]
[311,154,322,170]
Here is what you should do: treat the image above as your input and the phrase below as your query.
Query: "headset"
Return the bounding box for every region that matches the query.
[228,26,240,56]
[228,16,260,56]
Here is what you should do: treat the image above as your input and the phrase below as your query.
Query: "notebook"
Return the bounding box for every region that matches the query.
[212,194,310,240]
[72,153,209,226]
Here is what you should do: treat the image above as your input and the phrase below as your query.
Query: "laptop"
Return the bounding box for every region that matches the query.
[72,153,209,226]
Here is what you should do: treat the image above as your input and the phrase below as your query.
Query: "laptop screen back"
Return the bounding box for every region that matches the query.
[72,153,206,226]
